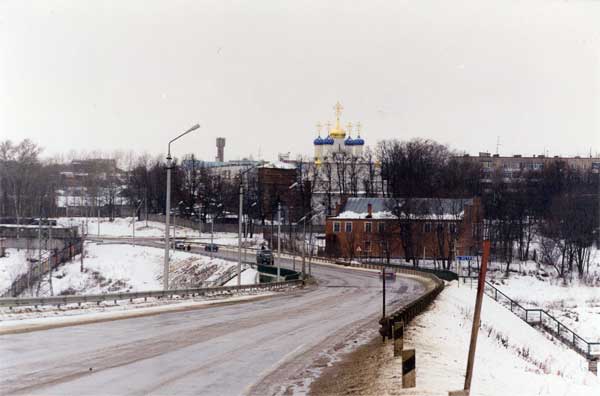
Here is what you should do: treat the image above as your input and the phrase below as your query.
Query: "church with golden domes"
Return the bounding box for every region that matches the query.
[313,102,365,164]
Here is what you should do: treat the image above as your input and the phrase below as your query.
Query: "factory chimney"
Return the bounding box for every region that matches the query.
[216,137,226,162]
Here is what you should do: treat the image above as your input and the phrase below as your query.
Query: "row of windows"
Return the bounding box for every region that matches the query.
[333,221,458,234]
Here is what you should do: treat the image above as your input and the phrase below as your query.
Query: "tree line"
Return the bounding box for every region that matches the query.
[2,137,598,279]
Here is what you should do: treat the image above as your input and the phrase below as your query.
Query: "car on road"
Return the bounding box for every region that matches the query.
[204,243,219,252]
[175,241,191,251]
[256,248,274,265]
[379,269,396,281]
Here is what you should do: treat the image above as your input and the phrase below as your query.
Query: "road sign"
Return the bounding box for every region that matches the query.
[456,256,474,261]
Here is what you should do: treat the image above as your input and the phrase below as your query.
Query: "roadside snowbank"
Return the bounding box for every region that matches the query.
[381,282,599,396]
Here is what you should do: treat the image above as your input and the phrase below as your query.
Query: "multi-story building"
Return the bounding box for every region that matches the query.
[325,197,482,260]
[460,152,600,184]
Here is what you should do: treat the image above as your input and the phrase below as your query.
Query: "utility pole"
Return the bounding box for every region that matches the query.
[463,233,491,392]
[80,220,84,272]
[382,264,386,319]
[277,202,281,281]
[210,216,214,259]
[292,222,296,271]
[302,218,306,278]
[238,177,243,286]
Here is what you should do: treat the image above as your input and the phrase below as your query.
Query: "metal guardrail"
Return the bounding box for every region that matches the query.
[0,280,303,309]
[319,258,446,339]
[480,279,600,359]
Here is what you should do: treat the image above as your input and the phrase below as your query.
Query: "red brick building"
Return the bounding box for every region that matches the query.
[325,197,482,262]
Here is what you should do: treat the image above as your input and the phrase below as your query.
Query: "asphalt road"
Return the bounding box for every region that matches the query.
[0,246,428,396]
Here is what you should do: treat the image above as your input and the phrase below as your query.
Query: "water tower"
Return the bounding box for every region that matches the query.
[216,137,226,162]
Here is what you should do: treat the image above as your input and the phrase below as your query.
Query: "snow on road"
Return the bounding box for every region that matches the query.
[382,282,599,396]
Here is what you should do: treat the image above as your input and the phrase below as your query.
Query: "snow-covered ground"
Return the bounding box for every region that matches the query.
[0,249,48,295]
[382,282,599,396]
[487,274,600,341]
[377,253,600,344]
[225,268,259,286]
[18,242,249,297]
[57,216,266,247]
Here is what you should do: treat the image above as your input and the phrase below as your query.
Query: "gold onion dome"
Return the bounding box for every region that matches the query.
[329,126,345,139]
[329,101,346,139]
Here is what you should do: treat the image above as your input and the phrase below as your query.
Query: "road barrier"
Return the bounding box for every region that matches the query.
[328,259,445,388]
[401,349,416,388]
[393,321,404,357]
[0,280,303,309]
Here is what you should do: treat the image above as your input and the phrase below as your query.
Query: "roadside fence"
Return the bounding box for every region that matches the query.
[2,241,83,298]
[481,279,600,360]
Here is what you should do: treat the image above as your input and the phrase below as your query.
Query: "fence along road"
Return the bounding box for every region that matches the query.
[0,249,429,396]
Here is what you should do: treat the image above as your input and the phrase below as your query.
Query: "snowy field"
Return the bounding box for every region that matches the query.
[482,251,600,343]
[9,242,257,299]
[487,273,600,341]
[383,282,599,396]
[57,216,266,247]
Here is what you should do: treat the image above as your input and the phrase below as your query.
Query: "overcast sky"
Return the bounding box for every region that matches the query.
[1,0,599,162]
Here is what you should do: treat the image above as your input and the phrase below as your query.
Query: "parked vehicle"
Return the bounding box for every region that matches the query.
[204,244,219,252]
[256,248,274,265]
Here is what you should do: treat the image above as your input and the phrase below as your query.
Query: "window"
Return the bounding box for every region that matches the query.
[378,222,385,233]
[333,221,341,233]
[365,222,372,233]
[436,223,444,232]
[345,222,353,233]
[423,222,432,233]
[449,224,457,234]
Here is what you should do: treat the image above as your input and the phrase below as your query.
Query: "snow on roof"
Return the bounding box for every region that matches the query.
[331,197,472,220]
[260,161,296,170]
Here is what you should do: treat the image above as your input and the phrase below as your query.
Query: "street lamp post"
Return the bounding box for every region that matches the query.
[164,124,200,290]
